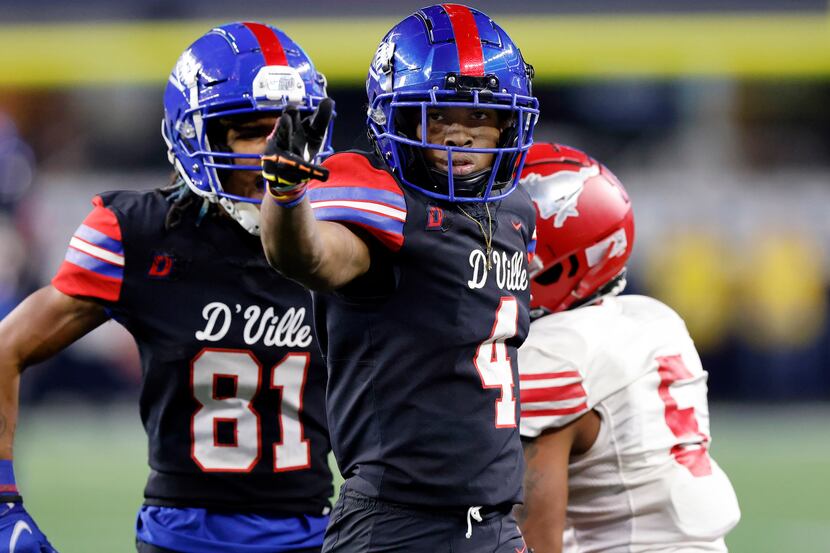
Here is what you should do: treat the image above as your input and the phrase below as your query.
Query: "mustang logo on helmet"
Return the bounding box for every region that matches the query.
[521,164,599,228]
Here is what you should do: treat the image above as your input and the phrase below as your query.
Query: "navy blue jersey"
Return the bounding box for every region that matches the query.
[308,152,535,508]
[52,189,331,514]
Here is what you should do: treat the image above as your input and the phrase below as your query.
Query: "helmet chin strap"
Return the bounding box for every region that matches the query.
[218,197,261,236]
[428,167,493,197]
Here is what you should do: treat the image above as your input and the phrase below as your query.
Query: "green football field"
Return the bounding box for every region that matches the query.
[12,402,830,552]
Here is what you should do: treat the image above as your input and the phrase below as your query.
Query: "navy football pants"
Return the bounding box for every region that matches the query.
[322,480,526,553]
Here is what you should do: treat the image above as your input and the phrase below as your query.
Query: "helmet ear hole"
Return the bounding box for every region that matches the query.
[567,254,580,277]
[534,262,564,285]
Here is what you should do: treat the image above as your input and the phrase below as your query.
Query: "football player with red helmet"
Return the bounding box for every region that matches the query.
[515,142,741,553]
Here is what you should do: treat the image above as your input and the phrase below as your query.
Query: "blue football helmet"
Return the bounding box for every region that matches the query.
[366,4,539,203]
[162,21,333,234]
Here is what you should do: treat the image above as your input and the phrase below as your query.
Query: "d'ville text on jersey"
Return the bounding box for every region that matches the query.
[195,302,313,347]
[467,249,529,291]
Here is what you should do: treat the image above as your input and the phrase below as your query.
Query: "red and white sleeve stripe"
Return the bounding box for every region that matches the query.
[309,153,407,252]
[52,196,124,302]
[519,369,589,437]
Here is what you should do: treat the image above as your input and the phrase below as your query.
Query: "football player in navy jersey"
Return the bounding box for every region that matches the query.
[0,23,334,553]
[260,5,539,552]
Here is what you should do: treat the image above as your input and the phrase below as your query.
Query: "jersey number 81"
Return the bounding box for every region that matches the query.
[190,348,311,472]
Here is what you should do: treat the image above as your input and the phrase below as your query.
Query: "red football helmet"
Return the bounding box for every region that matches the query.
[521,142,635,314]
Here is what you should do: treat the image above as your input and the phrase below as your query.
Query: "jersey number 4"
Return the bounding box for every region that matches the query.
[190,348,310,472]
[475,297,519,428]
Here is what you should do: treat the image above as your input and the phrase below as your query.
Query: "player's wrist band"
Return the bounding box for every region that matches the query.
[0,460,21,501]
[267,180,308,208]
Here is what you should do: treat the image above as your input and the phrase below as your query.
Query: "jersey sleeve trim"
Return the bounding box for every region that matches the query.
[73,223,124,257]
[68,232,125,267]
[521,403,588,417]
[52,196,124,303]
[309,188,405,252]
[519,371,588,417]
[64,244,124,279]
[309,186,406,213]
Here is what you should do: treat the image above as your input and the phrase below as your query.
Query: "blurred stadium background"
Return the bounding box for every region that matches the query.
[2,0,829,551]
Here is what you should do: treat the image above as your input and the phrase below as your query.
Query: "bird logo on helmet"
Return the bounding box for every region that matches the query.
[161,21,334,235]
[520,143,635,317]
[366,4,539,203]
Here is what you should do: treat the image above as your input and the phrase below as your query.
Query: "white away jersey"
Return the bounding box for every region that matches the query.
[519,295,740,552]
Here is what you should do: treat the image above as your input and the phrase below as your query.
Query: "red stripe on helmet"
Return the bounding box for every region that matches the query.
[242,22,289,66]
[442,4,485,76]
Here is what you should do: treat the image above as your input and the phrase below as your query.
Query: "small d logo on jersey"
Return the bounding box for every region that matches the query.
[426,205,448,232]
[148,252,174,278]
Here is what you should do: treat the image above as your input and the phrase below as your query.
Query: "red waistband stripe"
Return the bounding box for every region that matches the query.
[442,4,485,77]
[243,22,289,67]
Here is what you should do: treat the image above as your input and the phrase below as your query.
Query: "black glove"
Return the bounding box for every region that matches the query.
[262,98,334,189]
